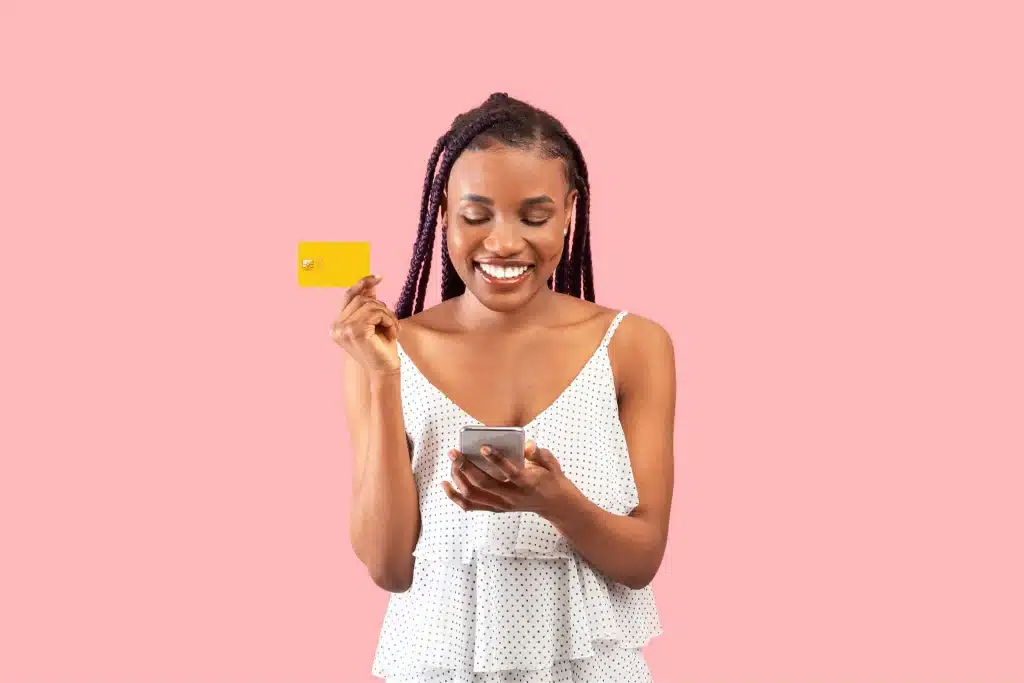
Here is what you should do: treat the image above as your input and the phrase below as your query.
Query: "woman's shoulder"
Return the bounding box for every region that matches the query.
[608,309,676,382]
[616,310,673,347]
[559,296,672,350]
[394,299,461,358]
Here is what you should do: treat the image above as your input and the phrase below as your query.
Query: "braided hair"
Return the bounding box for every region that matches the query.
[394,92,595,319]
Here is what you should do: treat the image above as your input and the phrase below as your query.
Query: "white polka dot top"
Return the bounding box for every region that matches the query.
[372,311,662,682]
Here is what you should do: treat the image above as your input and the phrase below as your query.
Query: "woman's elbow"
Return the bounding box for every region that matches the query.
[350,527,416,592]
[369,562,414,593]
[621,571,656,590]
[620,548,665,589]
[357,550,414,593]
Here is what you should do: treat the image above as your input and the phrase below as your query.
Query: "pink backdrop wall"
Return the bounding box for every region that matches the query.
[2,1,1022,681]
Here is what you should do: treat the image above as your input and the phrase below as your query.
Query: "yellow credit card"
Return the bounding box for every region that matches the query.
[297,241,371,287]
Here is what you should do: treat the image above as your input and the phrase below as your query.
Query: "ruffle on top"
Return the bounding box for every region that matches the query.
[371,548,662,678]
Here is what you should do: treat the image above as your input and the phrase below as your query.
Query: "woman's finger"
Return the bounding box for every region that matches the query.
[441,481,477,510]
[525,445,562,472]
[339,289,397,328]
[459,461,504,489]
[524,440,538,460]
[441,481,503,513]
[452,467,514,510]
[341,274,382,307]
[337,293,370,321]
[352,299,398,327]
[449,449,505,489]
[361,303,399,335]
[480,445,523,484]
[345,300,400,342]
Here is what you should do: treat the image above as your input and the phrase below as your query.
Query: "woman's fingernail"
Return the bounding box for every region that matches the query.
[481,446,491,456]
[448,450,457,461]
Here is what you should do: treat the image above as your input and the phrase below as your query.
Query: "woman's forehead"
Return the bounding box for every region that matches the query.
[448,147,568,200]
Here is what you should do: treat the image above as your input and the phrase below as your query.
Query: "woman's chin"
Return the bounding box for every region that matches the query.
[466,281,547,313]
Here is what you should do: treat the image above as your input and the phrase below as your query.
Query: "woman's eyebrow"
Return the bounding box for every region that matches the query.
[459,194,555,206]
[521,195,555,206]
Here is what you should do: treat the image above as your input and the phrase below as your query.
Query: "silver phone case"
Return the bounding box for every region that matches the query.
[458,425,526,481]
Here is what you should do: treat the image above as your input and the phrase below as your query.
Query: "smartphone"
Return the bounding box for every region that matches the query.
[458,425,526,481]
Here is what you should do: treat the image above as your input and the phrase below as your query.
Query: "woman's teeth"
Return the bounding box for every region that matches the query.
[477,263,530,280]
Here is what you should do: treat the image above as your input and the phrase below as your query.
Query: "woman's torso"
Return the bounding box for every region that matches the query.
[371,299,662,680]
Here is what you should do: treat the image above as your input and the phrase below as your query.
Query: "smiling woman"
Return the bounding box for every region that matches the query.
[331,93,676,683]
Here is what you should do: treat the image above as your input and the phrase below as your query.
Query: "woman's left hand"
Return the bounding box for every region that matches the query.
[441,440,570,516]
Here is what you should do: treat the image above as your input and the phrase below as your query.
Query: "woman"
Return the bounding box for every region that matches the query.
[332,93,676,682]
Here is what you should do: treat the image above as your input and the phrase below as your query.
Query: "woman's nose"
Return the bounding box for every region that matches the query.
[482,217,526,255]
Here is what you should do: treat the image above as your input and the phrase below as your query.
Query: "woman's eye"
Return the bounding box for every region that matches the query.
[462,216,490,226]
[523,217,549,227]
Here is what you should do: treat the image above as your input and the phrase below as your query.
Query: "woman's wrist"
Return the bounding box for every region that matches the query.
[540,476,591,528]
[367,368,402,393]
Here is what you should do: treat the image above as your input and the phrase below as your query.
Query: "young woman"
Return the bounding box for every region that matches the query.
[332,93,676,682]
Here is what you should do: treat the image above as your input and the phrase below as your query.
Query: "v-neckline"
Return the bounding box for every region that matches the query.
[396,314,621,430]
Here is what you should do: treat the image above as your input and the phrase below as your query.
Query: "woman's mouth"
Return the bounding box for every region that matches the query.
[474,262,535,287]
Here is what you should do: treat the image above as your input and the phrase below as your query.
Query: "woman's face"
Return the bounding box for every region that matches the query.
[442,144,576,313]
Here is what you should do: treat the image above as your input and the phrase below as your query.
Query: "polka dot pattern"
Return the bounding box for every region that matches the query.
[372,311,662,682]
[385,641,651,682]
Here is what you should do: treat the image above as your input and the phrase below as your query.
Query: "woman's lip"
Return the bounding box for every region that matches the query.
[474,261,535,267]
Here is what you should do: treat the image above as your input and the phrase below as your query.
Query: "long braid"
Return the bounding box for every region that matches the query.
[412,207,438,314]
[571,180,594,300]
[581,216,595,302]
[440,220,464,300]
[411,133,453,314]
[567,210,587,297]
[396,132,449,319]
[552,123,593,301]
[554,216,572,292]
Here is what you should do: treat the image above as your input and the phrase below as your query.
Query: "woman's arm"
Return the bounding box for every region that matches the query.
[542,316,676,589]
[344,352,420,592]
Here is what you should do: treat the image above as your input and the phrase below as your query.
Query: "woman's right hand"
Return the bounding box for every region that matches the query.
[330,275,401,378]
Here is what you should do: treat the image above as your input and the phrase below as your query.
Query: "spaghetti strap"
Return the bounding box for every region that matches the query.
[599,310,629,350]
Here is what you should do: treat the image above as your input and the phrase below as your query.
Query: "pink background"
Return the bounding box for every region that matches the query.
[2,1,1022,681]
